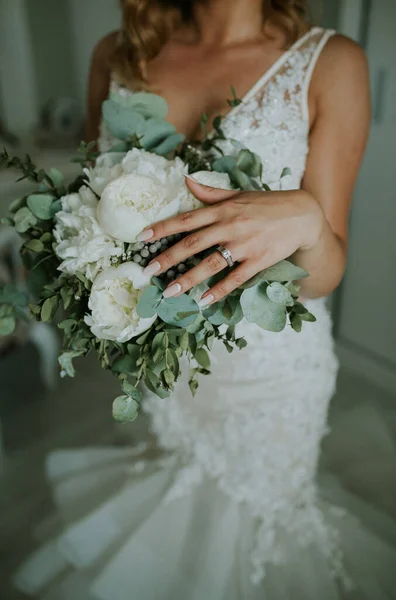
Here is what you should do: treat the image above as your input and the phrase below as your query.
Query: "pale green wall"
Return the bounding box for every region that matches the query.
[25,0,76,110]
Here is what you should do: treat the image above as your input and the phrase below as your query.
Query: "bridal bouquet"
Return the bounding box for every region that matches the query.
[0,90,315,421]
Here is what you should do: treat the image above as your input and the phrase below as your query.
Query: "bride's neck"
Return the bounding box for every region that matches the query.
[191,0,266,46]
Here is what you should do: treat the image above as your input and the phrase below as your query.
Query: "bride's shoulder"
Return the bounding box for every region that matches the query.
[316,33,368,87]
[91,31,120,63]
[310,32,369,106]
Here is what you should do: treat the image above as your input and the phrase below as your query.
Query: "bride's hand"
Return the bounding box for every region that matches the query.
[138,177,324,306]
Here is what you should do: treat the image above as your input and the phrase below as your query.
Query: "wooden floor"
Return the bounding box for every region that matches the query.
[0,342,395,599]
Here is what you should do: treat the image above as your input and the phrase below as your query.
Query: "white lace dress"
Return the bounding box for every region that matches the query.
[15,27,396,600]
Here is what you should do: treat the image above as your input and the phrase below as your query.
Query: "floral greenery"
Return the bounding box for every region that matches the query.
[0,89,316,422]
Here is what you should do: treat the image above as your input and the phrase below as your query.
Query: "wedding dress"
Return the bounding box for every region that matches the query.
[14,27,396,599]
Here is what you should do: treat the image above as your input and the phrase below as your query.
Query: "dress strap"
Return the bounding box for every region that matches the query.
[301,28,337,122]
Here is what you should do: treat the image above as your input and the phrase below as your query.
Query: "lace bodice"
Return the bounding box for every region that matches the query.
[100,27,334,190]
[99,27,343,583]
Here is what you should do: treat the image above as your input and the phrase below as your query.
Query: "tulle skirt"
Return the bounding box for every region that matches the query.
[13,392,396,600]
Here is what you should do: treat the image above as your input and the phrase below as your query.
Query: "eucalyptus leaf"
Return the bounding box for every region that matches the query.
[195,348,211,370]
[266,282,294,306]
[103,100,146,140]
[41,296,59,322]
[145,369,171,399]
[112,354,138,375]
[14,207,37,233]
[0,315,16,336]
[158,295,199,328]
[27,194,55,220]
[290,313,302,333]
[24,239,44,253]
[241,283,287,332]
[260,260,309,283]
[236,149,262,177]
[212,156,237,174]
[9,196,26,214]
[230,166,256,191]
[153,133,185,156]
[111,91,168,119]
[48,168,65,188]
[300,312,317,323]
[58,351,81,377]
[140,118,177,150]
[137,285,162,318]
[112,395,140,423]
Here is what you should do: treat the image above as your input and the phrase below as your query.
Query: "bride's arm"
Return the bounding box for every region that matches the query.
[291,34,371,297]
[85,32,119,144]
[137,35,371,302]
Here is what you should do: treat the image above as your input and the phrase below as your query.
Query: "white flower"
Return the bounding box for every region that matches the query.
[190,170,233,190]
[54,186,123,281]
[83,153,124,195]
[85,262,156,343]
[97,148,191,243]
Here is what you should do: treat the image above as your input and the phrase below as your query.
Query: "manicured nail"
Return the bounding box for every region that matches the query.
[198,294,215,308]
[143,261,161,276]
[163,283,182,299]
[137,229,154,242]
[185,174,199,183]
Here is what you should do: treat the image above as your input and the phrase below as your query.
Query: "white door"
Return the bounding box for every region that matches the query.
[336,0,396,391]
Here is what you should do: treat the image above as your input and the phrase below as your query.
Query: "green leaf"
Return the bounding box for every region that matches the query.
[163,369,175,386]
[166,348,180,379]
[188,333,198,355]
[41,296,59,322]
[260,260,309,283]
[241,283,287,332]
[60,287,73,310]
[236,149,262,178]
[58,351,81,377]
[140,118,177,150]
[195,348,210,370]
[0,315,16,336]
[281,167,292,178]
[9,196,26,214]
[204,297,243,327]
[111,91,168,119]
[154,133,185,156]
[230,166,257,191]
[24,239,44,253]
[189,378,199,396]
[14,207,37,233]
[151,276,167,292]
[48,168,64,188]
[145,369,170,399]
[112,395,140,423]
[290,313,302,333]
[27,194,55,220]
[158,294,199,328]
[103,100,146,140]
[0,283,29,306]
[212,156,237,174]
[112,354,138,375]
[300,312,317,323]
[236,338,248,350]
[266,282,294,306]
[137,285,162,318]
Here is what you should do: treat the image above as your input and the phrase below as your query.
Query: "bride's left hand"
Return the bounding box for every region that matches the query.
[138,177,324,306]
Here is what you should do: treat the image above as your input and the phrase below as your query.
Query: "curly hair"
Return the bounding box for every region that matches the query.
[112,0,311,86]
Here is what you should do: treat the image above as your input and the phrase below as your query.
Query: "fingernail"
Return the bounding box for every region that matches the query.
[185,174,199,183]
[143,261,161,276]
[163,283,182,298]
[137,229,154,242]
[198,294,215,308]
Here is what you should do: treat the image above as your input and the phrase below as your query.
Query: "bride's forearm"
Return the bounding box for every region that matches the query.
[291,192,347,299]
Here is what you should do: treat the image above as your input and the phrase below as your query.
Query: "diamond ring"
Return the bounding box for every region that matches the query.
[216,245,235,268]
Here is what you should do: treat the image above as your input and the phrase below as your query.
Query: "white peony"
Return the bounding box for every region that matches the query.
[85,262,156,343]
[83,152,124,195]
[54,186,123,281]
[97,148,191,243]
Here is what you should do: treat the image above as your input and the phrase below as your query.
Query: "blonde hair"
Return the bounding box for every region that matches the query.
[112,0,310,86]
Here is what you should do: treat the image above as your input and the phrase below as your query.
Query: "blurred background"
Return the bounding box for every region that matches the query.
[0,0,395,598]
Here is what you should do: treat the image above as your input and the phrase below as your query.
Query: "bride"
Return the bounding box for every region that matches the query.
[15,1,396,599]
